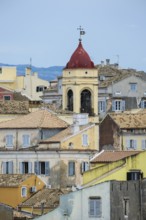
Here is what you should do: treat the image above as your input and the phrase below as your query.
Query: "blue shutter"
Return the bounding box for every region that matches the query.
[141,100,144,109]
[28,162,32,173]
[103,100,106,112]
[9,161,13,174]
[82,134,88,146]
[45,162,50,176]
[134,140,137,150]
[6,135,13,147]
[142,140,146,150]
[122,100,125,111]
[112,100,115,111]
[126,139,130,150]
[2,162,6,174]
[69,162,75,176]
[19,162,23,174]
[34,161,39,175]
[23,135,30,147]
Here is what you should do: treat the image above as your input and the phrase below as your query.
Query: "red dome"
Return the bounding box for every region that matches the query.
[65,41,95,69]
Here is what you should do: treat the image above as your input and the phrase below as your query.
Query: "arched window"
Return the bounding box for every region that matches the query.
[67,90,73,111]
[81,89,92,115]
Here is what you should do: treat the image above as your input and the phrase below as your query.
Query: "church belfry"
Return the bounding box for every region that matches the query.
[62,34,98,116]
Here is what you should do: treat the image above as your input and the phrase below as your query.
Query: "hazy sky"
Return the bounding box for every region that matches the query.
[0,0,146,71]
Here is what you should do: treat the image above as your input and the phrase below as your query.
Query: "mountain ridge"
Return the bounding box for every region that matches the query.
[0,63,64,81]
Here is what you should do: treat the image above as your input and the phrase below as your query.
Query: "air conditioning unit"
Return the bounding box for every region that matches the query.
[30,186,37,193]
[46,184,51,189]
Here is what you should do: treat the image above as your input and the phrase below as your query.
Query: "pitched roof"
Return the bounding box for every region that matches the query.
[90,150,141,163]
[0,174,34,187]
[109,111,146,129]
[40,123,94,144]
[20,188,70,208]
[98,67,146,88]
[0,109,68,129]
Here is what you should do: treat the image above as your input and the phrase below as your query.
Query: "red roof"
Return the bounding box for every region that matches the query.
[65,41,95,69]
[90,150,141,163]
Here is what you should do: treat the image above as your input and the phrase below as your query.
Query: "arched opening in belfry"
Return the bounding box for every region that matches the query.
[80,89,92,115]
[67,89,73,111]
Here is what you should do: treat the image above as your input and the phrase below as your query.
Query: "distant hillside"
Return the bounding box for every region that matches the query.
[0,63,64,81]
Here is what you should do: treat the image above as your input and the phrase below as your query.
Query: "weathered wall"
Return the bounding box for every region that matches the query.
[0,204,13,220]
[100,114,121,151]
[110,180,141,220]
[35,181,110,220]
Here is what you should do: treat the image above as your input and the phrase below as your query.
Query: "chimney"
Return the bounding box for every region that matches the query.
[106,59,110,65]
[71,120,80,134]
[101,61,104,67]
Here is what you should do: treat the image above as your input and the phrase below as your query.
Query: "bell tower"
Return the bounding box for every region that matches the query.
[62,36,98,116]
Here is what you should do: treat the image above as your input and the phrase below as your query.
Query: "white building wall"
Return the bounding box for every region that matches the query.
[36,181,111,220]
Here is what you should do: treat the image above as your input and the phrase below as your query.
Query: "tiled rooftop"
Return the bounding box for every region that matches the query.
[20,188,70,208]
[98,66,146,88]
[0,174,34,187]
[90,150,141,163]
[0,109,68,129]
[109,111,146,128]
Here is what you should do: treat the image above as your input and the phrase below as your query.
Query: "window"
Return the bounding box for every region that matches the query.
[82,134,88,146]
[98,101,106,113]
[127,171,141,180]
[3,95,11,100]
[68,161,75,176]
[22,135,30,147]
[81,161,89,173]
[21,187,27,197]
[142,140,146,150]
[89,197,102,217]
[36,86,44,92]
[112,100,125,111]
[0,68,2,74]
[34,161,50,175]
[123,198,129,217]
[126,139,137,150]
[130,83,137,92]
[140,100,146,109]
[2,161,13,174]
[6,135,13,148]
[19,162,32,174]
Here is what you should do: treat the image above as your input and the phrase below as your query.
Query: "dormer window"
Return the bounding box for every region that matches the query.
[130,83,137,92]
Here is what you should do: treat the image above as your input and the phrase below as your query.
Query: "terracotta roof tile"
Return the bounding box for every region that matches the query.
[90,150,141,163]
[109,112,146,129]
[0,109,68,129]
[20,188,70,208]
[0,174,34,187]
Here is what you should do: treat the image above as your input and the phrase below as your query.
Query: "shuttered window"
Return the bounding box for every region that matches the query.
[6,135,13,148]
[126,139,137,150]
[2,161,13,174]
[98,101,106,113]
[89,197,102,217]
[82,134,88,146]
[34,161,50,176]
[112,100,125,111]
[81,161,89,174]
[68,161,75,176]
[22,135,30,147]
[21,187,27,197]
[142,140,146,150]
[19,162,32,174]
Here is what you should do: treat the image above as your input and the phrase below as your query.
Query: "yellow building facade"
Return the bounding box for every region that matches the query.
[0,174,45,208]
[83,150,146,187]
